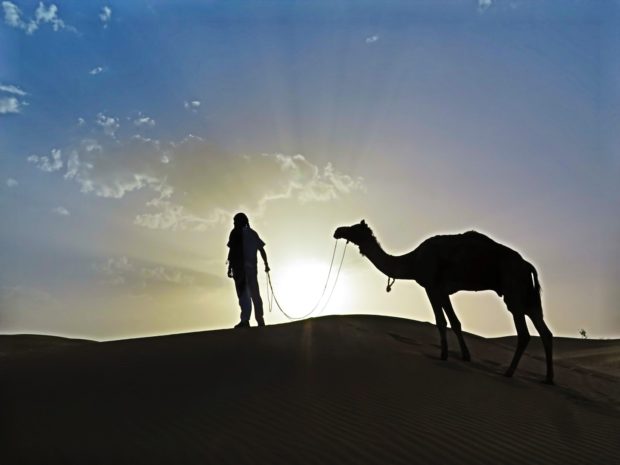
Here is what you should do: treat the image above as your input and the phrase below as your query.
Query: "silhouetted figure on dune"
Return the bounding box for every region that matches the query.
[227,213,270,328]
[334,220,554,384]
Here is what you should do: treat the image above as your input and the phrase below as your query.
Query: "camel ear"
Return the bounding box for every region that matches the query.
[361,219,366,225]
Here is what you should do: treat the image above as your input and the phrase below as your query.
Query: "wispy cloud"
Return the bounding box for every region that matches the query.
[0,97,21,114]
[134,200,224,232]
[0,82,27,114]
[27,133,364,233]
[66,156,170,200]
[2,1,75,34]
[52,206,70,216]
[184,100,201,111]
[0,83,26,96]
[96,112,120,139]
[1,285,57,308]
[64,150,81,180]
[134,143,365,231]
[35,2,67,31]
[478,0,493,12]
[2,1,36,33]
[89,66,104,75]
[27,149,63,172]
[131,134,160,151]
[261,154,366,204]
[133,115,155,127]
[99,5,111,27]
[365,35,379,44]
[6,178,18,188]
[93,256,204,288]
[81,138,103,153]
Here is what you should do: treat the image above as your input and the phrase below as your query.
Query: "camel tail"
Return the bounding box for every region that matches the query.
[528,262,541,295]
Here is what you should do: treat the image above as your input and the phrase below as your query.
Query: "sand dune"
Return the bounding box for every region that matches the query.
[1,315,618,465]
[0,334,93,358]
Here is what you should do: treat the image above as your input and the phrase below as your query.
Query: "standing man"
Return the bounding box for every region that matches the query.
[227,212,270,328]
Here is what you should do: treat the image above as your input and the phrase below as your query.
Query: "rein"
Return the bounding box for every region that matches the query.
[266,240,348,320]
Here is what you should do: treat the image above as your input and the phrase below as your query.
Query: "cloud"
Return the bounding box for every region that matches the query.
[133,115,155,127]
[133,141,365,231]
[63,152,171,199]
[0,83,27,114]
[478,0,493,11]
[93,256,210,289]
[76,167,167,199]
[2,1,74,34]
[365,35,379,44]
[99,6,111,27]
[131,134,160,150]
[27,148,63,172]
[56,139,171,199]
[30,133,364,232]
[0,83,26,96]
[0,97,21,114]
[52,206,70,216]
[1,285,57,308]
[81,138,103,153]
[6,178,18,187]
[184,100,201,111]
[134,201,228,232]
[170,133,203,146]
[2,1,37,33]
[77,117,85,126]
[34,2,66,31]
[270,154,366,203]
[89,66,104,75]
[96,112,120,138]
[64,150,80,180]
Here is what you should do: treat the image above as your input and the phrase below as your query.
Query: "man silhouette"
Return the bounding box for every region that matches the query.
[227,212,270,328]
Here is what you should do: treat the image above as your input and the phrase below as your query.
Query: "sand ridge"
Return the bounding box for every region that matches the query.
[1,315,618,465]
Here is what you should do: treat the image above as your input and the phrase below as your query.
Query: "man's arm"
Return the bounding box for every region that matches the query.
[259,247,270,272]
[226,233,233,278]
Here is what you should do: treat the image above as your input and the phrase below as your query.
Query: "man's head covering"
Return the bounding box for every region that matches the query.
[233,212,249,229]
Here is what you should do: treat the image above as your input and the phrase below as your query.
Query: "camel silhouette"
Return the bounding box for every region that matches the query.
[334,220,554,384]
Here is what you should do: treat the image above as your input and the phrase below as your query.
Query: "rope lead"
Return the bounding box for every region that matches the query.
[266,240,348,320]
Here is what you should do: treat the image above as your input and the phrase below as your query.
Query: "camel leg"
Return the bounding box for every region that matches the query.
[530,314,554,385]
[441,295,471,361]
[505,313,530,378]
[426,289,448,360]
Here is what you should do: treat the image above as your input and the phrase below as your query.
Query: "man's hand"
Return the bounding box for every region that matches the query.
[264,263,270,273]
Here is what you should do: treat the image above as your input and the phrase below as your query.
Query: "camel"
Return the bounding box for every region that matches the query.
[334,220,554,384]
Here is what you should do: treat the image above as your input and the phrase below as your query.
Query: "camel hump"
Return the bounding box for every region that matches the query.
[463,230,498,243]
[423,230,500,248]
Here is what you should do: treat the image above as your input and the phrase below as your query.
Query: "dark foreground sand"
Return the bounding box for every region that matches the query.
[1,315,619,465]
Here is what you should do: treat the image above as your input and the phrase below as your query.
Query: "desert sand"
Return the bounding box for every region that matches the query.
[1,315,618,465]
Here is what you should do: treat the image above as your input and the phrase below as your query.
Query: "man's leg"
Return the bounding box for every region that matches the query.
[234,277,252,326]
[246,268,265,326]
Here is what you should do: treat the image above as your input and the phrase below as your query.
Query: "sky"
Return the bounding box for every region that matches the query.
[0,0,618,340]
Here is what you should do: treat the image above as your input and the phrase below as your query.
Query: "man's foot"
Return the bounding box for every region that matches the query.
[256,317,265,327]
[234,321,250,329]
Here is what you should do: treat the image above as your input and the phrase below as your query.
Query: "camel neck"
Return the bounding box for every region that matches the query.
[359,238,412,280]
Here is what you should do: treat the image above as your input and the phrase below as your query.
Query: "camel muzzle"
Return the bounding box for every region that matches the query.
[333,227,346,240]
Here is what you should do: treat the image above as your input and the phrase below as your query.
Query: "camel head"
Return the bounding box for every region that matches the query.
[333,220,374,248]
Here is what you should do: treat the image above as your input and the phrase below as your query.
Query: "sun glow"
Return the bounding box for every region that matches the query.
[268,259,350,318]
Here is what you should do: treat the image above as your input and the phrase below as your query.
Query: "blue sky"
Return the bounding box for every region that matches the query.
[1,0,618,339]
